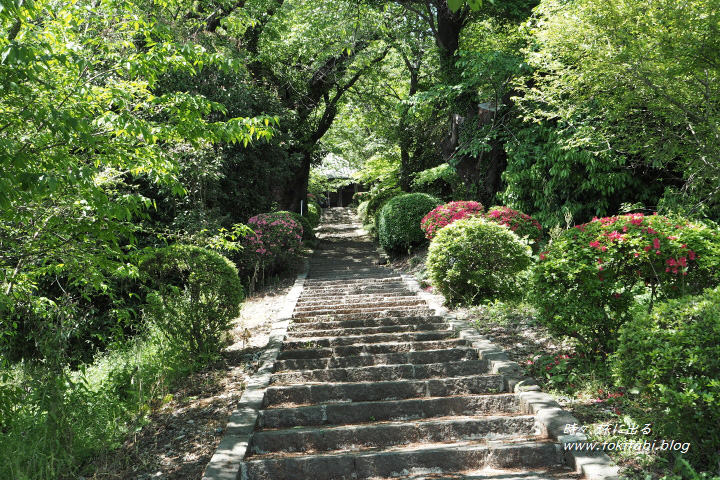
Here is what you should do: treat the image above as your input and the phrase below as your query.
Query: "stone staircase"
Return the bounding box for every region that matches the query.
[203,208,618,480]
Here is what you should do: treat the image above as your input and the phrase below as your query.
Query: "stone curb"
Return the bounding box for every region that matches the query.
[201,259,309,480]
[398,273,622,480]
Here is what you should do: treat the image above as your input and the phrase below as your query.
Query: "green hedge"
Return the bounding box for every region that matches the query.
[427,216,532,305]
[613,287,720,470]
[377,193,442,254]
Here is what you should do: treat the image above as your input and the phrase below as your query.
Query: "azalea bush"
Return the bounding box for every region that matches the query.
[484,206,543,243]
[613,287,720,469]
[427,217,532,305]
[377,193,442,254]
[238,212,304,276]
[421,201,485,240]
[532,213,720,355]
[278,210,317,245]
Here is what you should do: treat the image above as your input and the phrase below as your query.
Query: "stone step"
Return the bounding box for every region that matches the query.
[287,322,451,338]
[277,339,469,360]
[288,316,445,332]
[293,300,428,315]
[270,360,489,385]
[300,285,410,295]
[291,309,436,321]
[242,440,564,480]
[293,305,432,318]
[263,375,505,407]
[294,297,424,310]
[303,277,405,287]
[258,394,520,430]
[376,467,582,480]
[249,415,539,455]
[294,293,418,307]
[273,347,479,372]
[282,331,457,350]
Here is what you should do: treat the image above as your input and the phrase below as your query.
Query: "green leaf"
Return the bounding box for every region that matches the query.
[446,0,463,13]
[467,0,482,11]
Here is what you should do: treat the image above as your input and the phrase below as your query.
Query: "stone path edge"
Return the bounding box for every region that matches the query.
[399,273,623,480]
[202,258,310,480]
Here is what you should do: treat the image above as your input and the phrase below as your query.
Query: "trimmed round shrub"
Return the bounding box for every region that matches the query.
[427,216,532,305]
[306,201,321,229]
[613,287,720,468]
[484,206,543,242]
[140,245,243,356]
[278,210,316,244]
[421,201,485,240]
[365,188,401,226]
[243,212,304,269]
[377,193,442,254]
[532,213,720,355]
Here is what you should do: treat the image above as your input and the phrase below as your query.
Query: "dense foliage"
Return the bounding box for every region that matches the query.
[377,193,442,254]
[427,216,532,305]
[532,214,720,355]
[614,287,720,469]
[421,201,485,239]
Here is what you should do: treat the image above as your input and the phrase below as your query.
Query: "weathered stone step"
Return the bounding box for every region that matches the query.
[258,394,520,429]
[303,277,405,287]
[273,347,479,372]
[287,322,450,338]
[288,315,445,332]
[294,293,418,307]
[283,331,456,350]
[293,304,432,318]
[293,300,428,315]
[294,296,424,309]
[270,359,489,385]
[277,339,469,360]
[249,415,539,455]
[376,467,582,479]
[241,440,564,480]
[263,375,505,407]
[291,308,436,322]
[300,286,410,296]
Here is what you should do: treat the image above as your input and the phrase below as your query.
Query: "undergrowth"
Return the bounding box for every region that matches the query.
[0,324,195,479]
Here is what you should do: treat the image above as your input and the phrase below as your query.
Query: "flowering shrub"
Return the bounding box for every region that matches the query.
[242,212,303,270]
[524,352,580,392]
[532,213,720,355]
[613,287,720,468]
[484,206,543,242]
[421,201,485,240]
[377,193,442,254]
[277,210,316,245]
[426,216,532,305]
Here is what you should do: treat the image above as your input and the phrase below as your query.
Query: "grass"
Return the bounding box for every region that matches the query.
[0,324,196,479]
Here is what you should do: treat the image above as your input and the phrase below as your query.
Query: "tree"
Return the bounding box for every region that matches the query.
[515,0,720,221]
